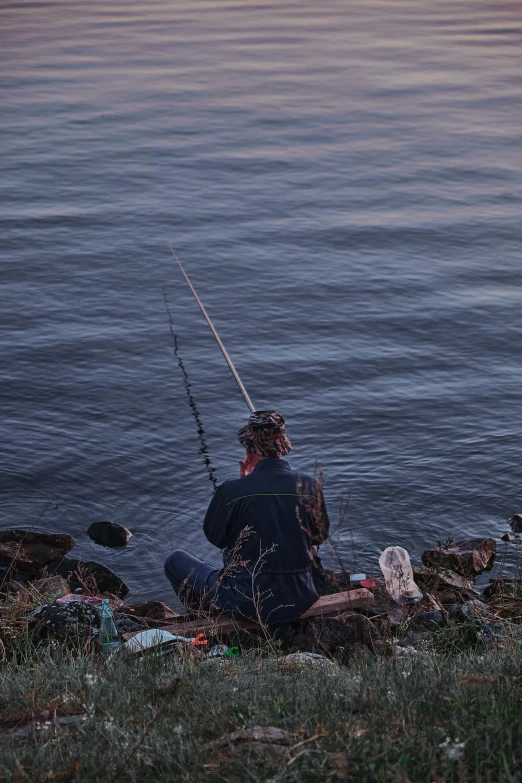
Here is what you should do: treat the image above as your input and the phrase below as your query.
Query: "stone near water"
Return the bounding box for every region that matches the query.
[501,532,516,542]
[509,514,522,533]
[87,521,132,548]
[0,529,75,573]
[421,538,496,577]
[46,556,130,597]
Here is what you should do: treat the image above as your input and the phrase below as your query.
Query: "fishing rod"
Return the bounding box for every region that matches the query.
[169,247,255,414]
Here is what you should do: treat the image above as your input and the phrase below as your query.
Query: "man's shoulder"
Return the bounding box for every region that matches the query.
[216,469,322,500]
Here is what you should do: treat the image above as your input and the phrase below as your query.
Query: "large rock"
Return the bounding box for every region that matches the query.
[0,529,75,573]
[46,556,129,597]
[87,521,132,548]
[509,514,522,533]
[421,538,496,577]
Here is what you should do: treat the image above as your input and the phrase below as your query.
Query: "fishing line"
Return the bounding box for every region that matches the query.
[163,286,218,491]
[169,247,255,413]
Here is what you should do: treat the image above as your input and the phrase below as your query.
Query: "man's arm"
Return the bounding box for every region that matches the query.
[203,485,229,549]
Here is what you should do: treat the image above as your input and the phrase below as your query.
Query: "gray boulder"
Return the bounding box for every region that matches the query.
[421,538,496,577]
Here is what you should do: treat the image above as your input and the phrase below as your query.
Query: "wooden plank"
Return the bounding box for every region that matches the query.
[300,588,373,618]
[122,588,374,641]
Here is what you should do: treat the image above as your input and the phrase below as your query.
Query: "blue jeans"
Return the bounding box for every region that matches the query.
[164,549,220,610]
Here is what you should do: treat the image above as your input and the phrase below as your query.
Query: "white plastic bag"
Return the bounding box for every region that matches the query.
[379,546,422,604]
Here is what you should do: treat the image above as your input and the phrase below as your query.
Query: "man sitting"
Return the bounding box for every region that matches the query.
[164,411,330,623]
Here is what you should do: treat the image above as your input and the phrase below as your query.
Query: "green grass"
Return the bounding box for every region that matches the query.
[1,636,522,783]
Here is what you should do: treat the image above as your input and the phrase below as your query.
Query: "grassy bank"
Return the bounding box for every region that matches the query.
[1,635,521,783]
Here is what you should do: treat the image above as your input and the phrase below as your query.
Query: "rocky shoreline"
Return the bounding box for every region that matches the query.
[0,515,522,657]
[1,520,521,658]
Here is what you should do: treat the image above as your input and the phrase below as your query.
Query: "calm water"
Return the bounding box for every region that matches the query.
[2,0,522,602]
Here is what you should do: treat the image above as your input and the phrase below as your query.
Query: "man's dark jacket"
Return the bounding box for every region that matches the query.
[203,458,330,623]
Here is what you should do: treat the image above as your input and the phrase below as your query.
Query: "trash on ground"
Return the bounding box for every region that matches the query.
[379,546,422,604]
[349,573,377,589]
[207,644,229,657]
[121,629,208,656]
[206,644,240,658]
[100,598,120,655]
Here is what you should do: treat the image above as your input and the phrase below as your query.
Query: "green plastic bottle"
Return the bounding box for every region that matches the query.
[100,598,120,655]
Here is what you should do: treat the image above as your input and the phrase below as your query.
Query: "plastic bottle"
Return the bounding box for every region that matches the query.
[379,546,422,604]
[99,598,120,655]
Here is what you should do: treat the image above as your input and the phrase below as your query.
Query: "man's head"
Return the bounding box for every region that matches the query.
[237,410,292,460]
